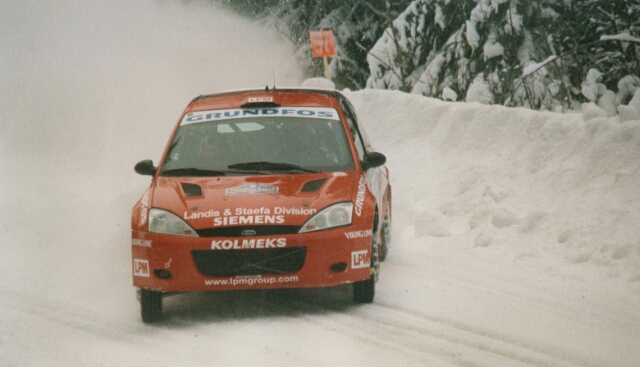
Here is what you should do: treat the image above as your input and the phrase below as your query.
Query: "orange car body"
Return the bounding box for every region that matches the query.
[131,88,391,294]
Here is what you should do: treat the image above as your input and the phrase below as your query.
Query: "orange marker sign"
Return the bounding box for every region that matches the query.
[310,31,336,57]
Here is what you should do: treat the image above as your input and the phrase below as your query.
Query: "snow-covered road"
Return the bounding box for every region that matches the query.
[1,2,639,366]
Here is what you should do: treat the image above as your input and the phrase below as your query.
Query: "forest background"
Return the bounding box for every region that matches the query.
[214,0,640,116]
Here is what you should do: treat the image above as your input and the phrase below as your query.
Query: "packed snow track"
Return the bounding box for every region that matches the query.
[1,2,638,366]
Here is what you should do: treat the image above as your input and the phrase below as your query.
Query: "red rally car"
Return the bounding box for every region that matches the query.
[132,87,391,323]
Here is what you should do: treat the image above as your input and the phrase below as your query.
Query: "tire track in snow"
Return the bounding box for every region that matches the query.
[2,281,592,367]
[0,285,601,367]
[375,258,622,367]
[0,289,139,339]
[0,289,217,366]
[383,258,632,330]
[270,291,593,367]
[372,302,593,367]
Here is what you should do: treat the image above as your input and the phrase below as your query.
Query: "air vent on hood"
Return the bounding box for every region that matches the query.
[181,183,202,197]
[300,178,326,193]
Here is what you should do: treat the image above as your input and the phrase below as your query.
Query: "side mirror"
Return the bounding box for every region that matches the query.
[134,160,157,176]
[361,152,386,171]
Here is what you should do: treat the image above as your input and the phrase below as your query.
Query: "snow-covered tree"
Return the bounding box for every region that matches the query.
[217,0,640,113]
[575,0,640,104]
[367,0,570,108]
[366,0,639,112]
[255,0,413,90]
[367,0,469,93]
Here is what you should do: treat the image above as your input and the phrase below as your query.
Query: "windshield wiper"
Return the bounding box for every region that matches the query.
[160,168,227,177]
[228,161,318,173]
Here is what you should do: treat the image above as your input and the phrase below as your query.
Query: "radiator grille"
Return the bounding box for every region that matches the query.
[192,247,306,277]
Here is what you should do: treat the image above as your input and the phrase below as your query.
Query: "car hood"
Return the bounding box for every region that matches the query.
[150,172,356,229]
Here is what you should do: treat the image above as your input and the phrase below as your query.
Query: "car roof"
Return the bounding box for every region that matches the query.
[185,88,346,112]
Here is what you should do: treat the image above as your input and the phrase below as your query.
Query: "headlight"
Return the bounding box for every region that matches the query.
[148,208,198,237]
[299,202,353,233]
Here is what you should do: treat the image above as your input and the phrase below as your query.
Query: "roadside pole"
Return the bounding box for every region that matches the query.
[323,56,330,80]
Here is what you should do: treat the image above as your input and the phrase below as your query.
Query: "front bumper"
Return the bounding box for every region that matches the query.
[131,225,373,293]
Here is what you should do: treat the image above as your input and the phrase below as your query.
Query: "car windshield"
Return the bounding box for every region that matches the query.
[160,113,355,176]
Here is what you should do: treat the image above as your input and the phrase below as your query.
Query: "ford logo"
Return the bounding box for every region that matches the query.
[241,229,257,236]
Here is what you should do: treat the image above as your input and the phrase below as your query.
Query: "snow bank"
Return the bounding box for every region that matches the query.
[346,89,640,291]
[300,77,335,90]
[347,84,640,367]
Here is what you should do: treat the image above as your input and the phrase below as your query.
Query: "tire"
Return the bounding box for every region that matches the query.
[379,201,391,262]
[353,273,375,303]
[140,289,163,323]
[353,217,379,304]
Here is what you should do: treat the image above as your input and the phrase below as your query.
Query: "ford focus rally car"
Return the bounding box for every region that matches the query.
[132,87,391,323]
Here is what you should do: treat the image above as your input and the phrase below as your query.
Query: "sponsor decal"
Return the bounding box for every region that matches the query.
[332,171,348,177]
[236,207,272,215]
[204,275,299,287]
[344,229,372,239]
[354,175,366,216]
[184,206,314,227]
[247,96,273,103]
[133,259,150,277]
[214,215,284,226]
[132,238,152,247]
[226,185,278,196]
[184,209,220,220]
[351,250,370,269]
[211,237,287,250]
[274,207,316,215]
[182,107,339,125]
[139,190,150,226]
[217,208,281,226]
[185,206,314,227]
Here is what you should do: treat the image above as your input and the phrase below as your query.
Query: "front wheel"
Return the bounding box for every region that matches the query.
[353,217,380,304]
[353,271,375,303]
[140,289,163,323]
[379,201,391,261]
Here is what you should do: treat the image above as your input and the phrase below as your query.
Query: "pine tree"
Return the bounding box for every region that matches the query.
[573,0,640,104]
[215,0,640,112]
